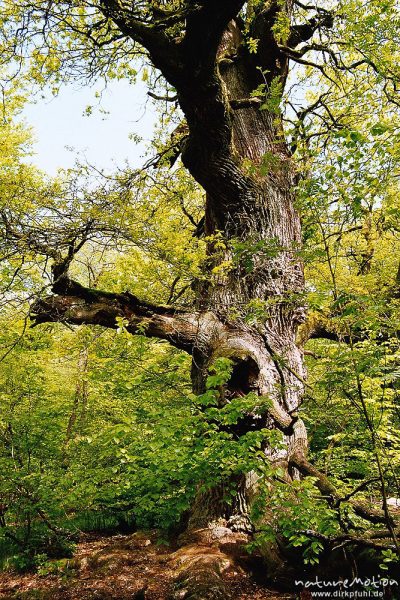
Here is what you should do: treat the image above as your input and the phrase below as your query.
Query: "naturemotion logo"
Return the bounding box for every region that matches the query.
[295,576,398,598]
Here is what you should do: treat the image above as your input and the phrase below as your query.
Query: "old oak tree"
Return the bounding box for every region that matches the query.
[1,0,399,594]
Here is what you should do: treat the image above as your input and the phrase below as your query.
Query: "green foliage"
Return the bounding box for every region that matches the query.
[231,237,282,273]
[246,37,259,54]
[250,477,339,565]
[0,325,276,565]
[379,549,399,572]
[271,8,291,45]
[259,77,283,114]
[205,358,234,390]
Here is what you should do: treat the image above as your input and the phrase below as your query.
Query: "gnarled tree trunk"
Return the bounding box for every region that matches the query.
[179,17,307,535]
[28,1,334,596]
[28,1,395,593]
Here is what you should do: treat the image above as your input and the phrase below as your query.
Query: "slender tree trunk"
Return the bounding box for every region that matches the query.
[64,347,89,452]
[61,348,89,472]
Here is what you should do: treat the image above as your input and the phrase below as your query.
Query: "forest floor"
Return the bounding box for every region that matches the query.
[0,530,295,600]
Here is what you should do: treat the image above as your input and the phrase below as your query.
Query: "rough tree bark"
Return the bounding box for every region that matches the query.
[28,1,390,596]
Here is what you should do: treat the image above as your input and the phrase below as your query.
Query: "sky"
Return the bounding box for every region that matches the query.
[22,78,157,175]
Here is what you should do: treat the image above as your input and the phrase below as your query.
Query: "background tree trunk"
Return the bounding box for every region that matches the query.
[64,347,89,449]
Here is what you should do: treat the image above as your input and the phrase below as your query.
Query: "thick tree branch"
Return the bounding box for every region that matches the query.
[299,529,398,551]
[99,0,246,87]
[99,0,183,82]
[289,452,393,525]
[31,275,202,353]
[250,3,288,80]
[288,12,334,48]
[299,318,399,346]
[98,1,258,232]
[336,478,381,505]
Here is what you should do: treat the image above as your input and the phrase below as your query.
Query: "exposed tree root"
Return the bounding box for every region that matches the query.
[169,526,250,600]
[170,546,232,600]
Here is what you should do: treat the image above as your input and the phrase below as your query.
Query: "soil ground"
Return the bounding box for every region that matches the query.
[0,530,295,600]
